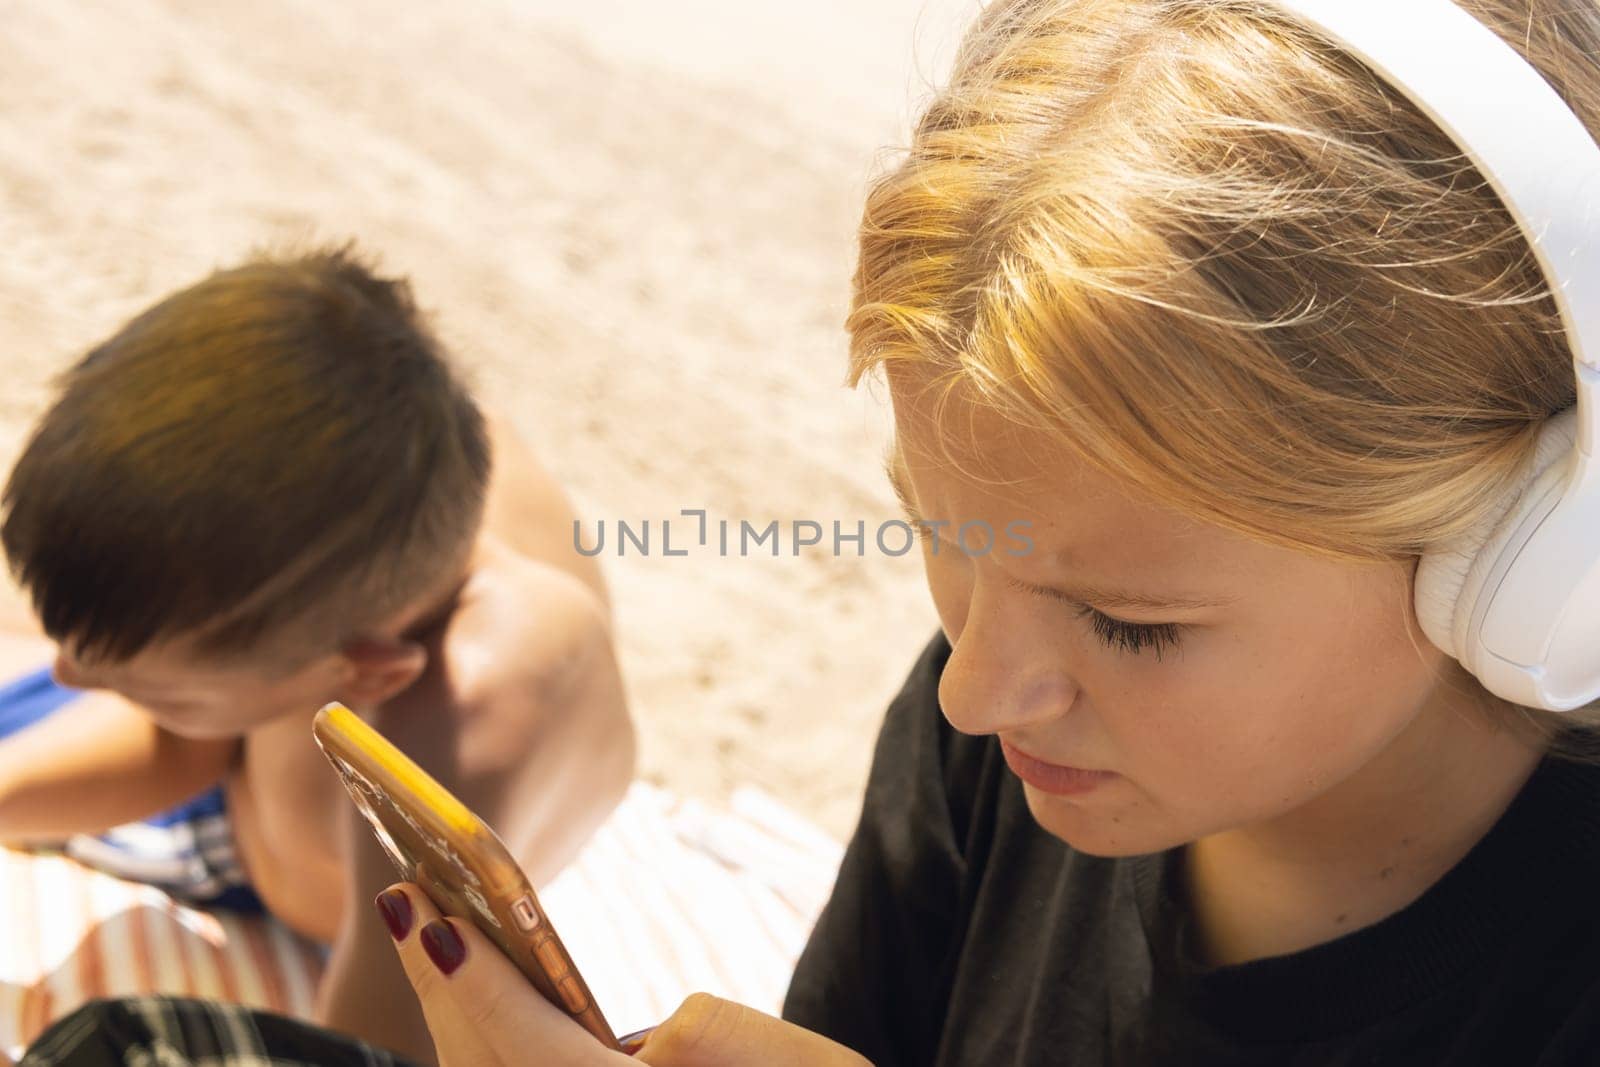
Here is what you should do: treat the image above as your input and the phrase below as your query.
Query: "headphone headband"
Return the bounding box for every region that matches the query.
[1276,0,1600,710]
[1276,0,1600,454]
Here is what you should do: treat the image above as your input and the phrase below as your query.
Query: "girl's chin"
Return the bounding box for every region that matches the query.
[1022,785,1171,858]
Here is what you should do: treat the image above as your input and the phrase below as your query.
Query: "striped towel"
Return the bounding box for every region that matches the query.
[0,847,325,1060]
[1,779,844,1059]
[537,782,844,1035]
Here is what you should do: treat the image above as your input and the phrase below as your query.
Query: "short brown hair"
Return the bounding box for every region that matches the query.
[2,243,491,667]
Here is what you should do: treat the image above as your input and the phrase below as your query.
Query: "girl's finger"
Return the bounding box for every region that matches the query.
[378,882,628,1065]
[376,883,500,1067]
[633,993,872,1067]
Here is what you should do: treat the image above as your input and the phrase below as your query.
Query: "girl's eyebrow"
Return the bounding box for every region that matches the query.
[1006,574,1238,612]
[881,449,1239,612]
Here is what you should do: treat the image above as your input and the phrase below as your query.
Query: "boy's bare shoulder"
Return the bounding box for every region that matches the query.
[438,544,614,715]
[376,411,628,773]
[478,409,609,608]
[387,544,626,791]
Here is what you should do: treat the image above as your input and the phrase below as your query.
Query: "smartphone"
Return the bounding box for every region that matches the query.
[312,701,624,1052]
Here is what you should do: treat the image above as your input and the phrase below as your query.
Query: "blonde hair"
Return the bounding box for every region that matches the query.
[848,0,1600,755]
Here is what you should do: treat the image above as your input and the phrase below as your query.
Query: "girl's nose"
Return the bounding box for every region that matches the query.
[938,588,1077,737]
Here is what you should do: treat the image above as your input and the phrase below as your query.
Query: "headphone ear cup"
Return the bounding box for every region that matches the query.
[1415,408,1579,664]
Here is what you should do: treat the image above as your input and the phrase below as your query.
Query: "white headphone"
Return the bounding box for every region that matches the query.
[1273,0,1600,712]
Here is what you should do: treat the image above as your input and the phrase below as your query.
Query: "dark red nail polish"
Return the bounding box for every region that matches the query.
[420,919,467,975]
[618,1026,657,1055]
[374,889,413,941]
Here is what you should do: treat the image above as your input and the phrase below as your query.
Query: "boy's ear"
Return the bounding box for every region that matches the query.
[337,636,428,706]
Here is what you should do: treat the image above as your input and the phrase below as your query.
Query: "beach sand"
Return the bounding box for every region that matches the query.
[0,0,984,839]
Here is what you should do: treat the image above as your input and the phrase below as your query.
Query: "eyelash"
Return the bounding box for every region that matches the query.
[1075,606,1183,661]
[999,575,1184,659]
[920,531,1186,661]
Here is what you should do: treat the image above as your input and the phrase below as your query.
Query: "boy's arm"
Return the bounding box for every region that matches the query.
[0,692,238,842]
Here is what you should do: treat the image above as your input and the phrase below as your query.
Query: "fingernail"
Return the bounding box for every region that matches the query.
[420,918,467,975]
[617,1026,656,1055]
[374,889,413,941]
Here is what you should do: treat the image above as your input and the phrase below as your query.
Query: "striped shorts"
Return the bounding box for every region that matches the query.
[0,668,265,914]
[17,996,419,1067]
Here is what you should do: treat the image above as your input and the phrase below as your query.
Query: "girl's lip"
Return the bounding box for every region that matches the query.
[1000,739,1118,795]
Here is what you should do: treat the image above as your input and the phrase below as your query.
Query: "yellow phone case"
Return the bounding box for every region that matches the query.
[312,701,621,1051]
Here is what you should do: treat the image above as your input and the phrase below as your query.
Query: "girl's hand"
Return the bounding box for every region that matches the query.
[379,883,872,1067]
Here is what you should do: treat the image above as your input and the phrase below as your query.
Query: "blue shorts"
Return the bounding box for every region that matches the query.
[0,667,267,915]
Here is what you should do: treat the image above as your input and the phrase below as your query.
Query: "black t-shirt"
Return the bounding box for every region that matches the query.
[781,632,1600,1066]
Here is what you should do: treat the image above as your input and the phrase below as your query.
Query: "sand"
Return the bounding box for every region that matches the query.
[0,0,987,839]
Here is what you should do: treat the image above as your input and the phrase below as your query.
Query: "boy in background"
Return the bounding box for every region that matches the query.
[0,245,635,1064]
